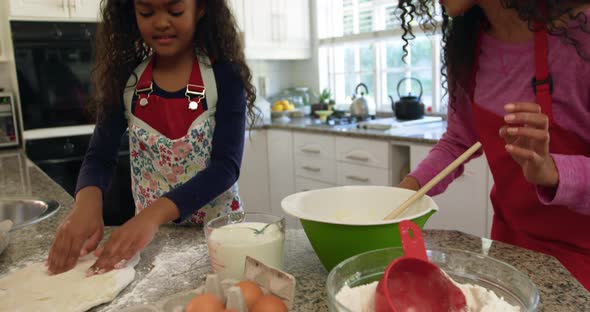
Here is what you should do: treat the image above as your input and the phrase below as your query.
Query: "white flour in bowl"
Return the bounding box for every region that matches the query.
[335,281,520,312]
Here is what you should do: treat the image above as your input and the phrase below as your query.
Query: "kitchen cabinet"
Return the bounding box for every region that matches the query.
[336,162,390,186]
[295,176,333,192]
[292,133,398,188]
[410,144,490,237]
[293,132,336,184]
[0,3,8,62]
[242,0,311,60]
[10,0,100,21]
[336,137,390,169]
[267,130,297,228]
[238,130,271,214]
[295,155,336,184]
[68,0,101,20]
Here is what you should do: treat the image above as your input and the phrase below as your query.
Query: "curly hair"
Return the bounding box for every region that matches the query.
[90,0,256,126]
[397,0,590,110]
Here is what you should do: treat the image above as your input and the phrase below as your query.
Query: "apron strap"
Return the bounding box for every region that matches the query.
[129,55,218,114]
[124,59,150,120]
[198,55,218,114]
[532,23,553,124]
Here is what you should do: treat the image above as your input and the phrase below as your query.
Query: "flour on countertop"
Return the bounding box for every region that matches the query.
[5,252,48,274]
[335,281,520,312]
[103,244,208,312]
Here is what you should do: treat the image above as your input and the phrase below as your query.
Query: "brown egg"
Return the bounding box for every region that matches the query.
[185,293,225,312]
[251,295,288,312]
[236,280,263,309]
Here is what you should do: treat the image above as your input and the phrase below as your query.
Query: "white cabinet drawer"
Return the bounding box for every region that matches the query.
[336,137,390,169]
[295,177,334,192]
[294,156,336,184]
[336,162,391,186]
[294,132,335,159]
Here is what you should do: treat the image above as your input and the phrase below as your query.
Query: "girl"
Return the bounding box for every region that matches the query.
[398,0,590,290]
[47,0,256,276]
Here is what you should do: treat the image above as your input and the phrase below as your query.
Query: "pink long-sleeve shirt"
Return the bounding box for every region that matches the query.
[410,21,590,216]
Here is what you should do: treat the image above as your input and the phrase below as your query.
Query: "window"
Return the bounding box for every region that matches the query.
[317,0,445,113]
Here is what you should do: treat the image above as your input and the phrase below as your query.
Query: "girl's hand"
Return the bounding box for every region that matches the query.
[499,102,559,187]
[87,197,180,275]
[47,186,104,275]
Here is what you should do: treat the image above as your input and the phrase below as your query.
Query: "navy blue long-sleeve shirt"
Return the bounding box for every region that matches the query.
[76,62,246,222]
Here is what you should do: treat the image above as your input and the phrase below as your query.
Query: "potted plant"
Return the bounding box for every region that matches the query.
[311,88,332,117]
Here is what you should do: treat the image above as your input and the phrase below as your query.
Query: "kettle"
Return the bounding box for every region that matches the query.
[393,77,425,120]
[349,83,375,118]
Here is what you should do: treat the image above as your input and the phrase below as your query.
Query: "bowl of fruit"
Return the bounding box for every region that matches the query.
[271,100,297,121]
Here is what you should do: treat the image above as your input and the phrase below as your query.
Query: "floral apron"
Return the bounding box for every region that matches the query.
[123,55,242,226]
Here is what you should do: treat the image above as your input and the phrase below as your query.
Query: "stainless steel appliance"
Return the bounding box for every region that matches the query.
[0,92,20,148]
[349,83,376,118]
[11,21,134,225]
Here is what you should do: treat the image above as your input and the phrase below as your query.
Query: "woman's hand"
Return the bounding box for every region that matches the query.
[399,176,421,191]
[500,102,559,187]
[87,197,180,275]
[47,186,104,275]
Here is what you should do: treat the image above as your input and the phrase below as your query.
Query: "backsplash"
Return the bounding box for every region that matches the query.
[249,60,299,98]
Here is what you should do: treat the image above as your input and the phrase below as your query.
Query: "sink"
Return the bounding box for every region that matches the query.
[0,198,60,230]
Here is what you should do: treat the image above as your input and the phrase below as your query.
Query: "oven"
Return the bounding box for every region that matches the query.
[12,21,135,225]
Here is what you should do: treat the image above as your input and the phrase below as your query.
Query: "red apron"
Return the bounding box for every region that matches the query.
[471,26,590,290]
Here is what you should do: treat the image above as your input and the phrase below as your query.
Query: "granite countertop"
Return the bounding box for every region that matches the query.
[259,116,447,144]
[1,150,589,311]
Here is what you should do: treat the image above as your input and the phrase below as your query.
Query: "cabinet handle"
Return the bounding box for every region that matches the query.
[302,166,321,172]
[346,175,369,182]
[301,148,320,154]
[345,155,370,162]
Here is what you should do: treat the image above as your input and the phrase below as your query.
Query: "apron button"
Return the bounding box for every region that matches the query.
[189,101,199,110]
[139,97,149,107]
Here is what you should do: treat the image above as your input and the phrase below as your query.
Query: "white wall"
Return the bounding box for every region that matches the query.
[288,0,320,95]
[249,60,295,98]
[246,0,320,99]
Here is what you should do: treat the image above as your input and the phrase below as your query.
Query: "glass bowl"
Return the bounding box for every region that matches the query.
[205,212,286,279]
[326,247,539,312]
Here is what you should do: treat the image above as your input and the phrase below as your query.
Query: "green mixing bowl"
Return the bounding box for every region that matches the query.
[281,186,438,271]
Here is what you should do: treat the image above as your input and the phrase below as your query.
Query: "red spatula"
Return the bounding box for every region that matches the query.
[374,220,467,312]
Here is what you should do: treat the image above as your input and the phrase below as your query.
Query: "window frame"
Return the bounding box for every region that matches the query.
[317,0,445,113]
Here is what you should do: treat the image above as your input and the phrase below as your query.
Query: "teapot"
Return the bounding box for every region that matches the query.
[393,77,425,120]
[349,83,375,118]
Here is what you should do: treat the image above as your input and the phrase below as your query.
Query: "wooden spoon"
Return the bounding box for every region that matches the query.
[383,141,482,221]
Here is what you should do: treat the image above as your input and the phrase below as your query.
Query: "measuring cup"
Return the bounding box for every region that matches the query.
[374,220,467,312]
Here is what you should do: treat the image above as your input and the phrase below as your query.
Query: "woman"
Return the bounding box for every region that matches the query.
[398,0,590,290]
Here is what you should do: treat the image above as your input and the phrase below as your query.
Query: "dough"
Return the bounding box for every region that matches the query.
[0,255,139,312]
